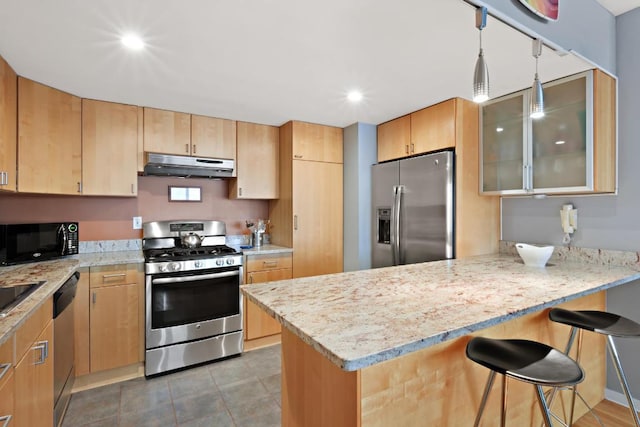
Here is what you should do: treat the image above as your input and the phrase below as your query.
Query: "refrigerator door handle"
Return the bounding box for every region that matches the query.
[391,185,403,266]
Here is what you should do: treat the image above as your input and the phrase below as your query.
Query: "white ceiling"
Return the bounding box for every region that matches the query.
[596,0,640,15]
[0,0,628,128]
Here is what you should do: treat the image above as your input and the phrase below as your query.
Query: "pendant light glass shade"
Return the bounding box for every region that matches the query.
[472,7,489,104]
[473,49,489,103]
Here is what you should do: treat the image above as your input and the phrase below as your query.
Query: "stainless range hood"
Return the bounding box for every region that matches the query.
[143,153,234,178]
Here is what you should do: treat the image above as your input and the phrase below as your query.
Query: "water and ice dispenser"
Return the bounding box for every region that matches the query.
[377,208,391,244]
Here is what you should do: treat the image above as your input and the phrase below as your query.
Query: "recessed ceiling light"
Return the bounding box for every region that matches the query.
[121,33,145,50]
[347,91,363,103]
[496,127,504,132]
[555,140,566,145]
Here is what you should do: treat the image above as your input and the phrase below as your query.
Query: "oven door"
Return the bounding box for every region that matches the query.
[146,266,243,349]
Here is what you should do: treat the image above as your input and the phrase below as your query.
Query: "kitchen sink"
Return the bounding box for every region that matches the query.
[0,281,46,318]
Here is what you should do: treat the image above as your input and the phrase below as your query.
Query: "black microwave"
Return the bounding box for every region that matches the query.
[0,222,79,266]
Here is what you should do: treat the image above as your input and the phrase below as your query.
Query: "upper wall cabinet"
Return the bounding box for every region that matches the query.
[191,114,237,160]
[82,99,139,196]
[377,99,458,162]
[291,121,343,163]
[480,69,616,195]
[18,77,82,195]
[229,121,279,199]
[143,107,191,156]
[0,56,17,192]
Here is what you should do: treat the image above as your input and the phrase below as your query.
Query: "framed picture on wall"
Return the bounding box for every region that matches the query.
[518,0,559,21]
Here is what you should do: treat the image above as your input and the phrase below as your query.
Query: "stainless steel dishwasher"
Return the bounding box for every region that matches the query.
[53,271,79,427]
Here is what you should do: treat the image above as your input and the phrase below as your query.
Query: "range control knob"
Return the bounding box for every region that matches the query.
[170,262,181,272]
[226,258,234,265]
[194,260,203,268]
[216,259,224,266]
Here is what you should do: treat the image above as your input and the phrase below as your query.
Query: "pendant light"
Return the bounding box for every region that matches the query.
[472,7,489,103]
[530,38,545,119]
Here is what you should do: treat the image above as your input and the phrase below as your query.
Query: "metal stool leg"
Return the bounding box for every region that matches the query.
[501,375,507,427]
[536,385,556,427]
[607,335,640,427]
[474,371,497,427]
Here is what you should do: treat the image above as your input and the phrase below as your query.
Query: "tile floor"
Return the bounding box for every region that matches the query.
[62,344,282,427]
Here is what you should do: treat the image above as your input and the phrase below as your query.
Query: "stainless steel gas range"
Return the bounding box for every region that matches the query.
[143,220,243,376]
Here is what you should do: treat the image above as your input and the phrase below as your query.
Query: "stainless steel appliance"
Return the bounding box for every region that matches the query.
[372,150,454,268]
[143,220,243,376]
[0,281,45,318]
[143,153,234,178]
[0,222,79,265]
[53,271,79,427]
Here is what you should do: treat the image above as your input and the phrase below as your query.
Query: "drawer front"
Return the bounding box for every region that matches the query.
[15,298,52,362]
[90,264,139,288]
[0,335,14,372]
[246,253,292,273]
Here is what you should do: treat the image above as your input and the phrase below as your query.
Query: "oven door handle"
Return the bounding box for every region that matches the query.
[152,270,240,284]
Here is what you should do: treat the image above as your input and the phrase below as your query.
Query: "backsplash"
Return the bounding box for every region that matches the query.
[500,241,640,268]
[0,176,268,241]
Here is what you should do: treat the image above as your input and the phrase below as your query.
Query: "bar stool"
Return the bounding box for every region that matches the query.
[549,308,640,427]
[466,337,584,427]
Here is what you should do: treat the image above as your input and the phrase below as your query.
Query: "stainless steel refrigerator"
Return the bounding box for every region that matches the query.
[371,150,454,268]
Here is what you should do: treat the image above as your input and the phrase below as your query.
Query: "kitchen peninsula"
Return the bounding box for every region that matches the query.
[242,253,640,426]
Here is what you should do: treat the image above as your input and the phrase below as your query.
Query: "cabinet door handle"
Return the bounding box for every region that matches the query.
[131,183,135,194]
[248,275,253,284]
[294,154,303,159]
[410,143,415,153]
[185,143,190,153]
[0,363,11,381]
[92,292,97,304]
[32,343,46,365]
[193,144,197,154]
[0,415,12,427]
[77,182,82,193]
[239,188,243,197]
[103,273,126,279]
[294,215,298,230]
[405,145,409,154]
[0,172,6,185]
[263,261,278,267]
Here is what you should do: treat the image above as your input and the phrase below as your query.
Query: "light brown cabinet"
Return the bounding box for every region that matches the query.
[143,107,191,156]
[14,300,53,427]
[82,99,139,196]
[18,77,82,194]
[377,99,458,162]
[270,121,343,278]
[290,121,343,163]
[244,253,292,340]
[377,115,410,163]
[410,99,456,153]
[0,334,14,426]
[191,114,237,159]
[0,56,17,192]
[75,264,142,376]
[89,264,141,373]
[229,121,279,199]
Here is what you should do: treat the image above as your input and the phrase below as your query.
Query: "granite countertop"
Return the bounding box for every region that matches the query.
[242,254,640,371]
[0,258,80,346]
[241,244,293,255]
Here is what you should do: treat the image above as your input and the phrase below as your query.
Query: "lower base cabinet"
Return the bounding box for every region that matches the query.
[14,319,53,427]
[0,370,14,427]
[244,253,292,340]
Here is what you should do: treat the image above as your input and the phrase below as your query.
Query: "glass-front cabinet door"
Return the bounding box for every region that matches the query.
[531,73,592,192]
[480,69,613,196]
[481,92,526,194]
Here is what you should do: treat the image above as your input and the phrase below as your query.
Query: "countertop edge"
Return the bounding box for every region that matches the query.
[242,258,640,372]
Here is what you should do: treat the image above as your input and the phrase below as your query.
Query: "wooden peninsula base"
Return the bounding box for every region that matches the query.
[281,292,605,427]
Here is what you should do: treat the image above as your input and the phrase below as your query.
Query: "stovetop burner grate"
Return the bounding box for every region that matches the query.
[144,245,238,262]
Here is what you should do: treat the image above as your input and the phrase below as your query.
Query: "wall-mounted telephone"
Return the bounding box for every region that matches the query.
[560,204,578,243]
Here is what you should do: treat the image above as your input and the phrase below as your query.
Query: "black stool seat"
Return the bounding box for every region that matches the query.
[466,337,585,387]
[549,308,640,337]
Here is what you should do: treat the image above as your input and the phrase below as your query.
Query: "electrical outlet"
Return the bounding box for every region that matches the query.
[133,216,142,230]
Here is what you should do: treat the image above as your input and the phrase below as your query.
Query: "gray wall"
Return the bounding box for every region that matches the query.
[475,0,616,72]
[343,123,377,272]
[496,2,640,401]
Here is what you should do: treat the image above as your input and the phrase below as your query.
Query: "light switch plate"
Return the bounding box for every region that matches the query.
[133,216,142,230]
